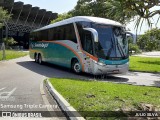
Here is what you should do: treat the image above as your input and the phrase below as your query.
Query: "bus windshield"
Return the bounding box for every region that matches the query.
[92,23,128,60]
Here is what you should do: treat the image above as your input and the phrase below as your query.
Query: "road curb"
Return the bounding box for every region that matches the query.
[129,70,160,74]
[45,79,85,120]
[0,55,28,63]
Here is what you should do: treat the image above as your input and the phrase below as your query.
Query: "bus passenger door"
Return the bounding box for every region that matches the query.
[83,31,94,73]
[83,31,94,55]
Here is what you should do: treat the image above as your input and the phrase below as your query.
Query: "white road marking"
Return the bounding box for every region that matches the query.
[0,87,16,99]
[0,87,6,91]
[6,88,17,98]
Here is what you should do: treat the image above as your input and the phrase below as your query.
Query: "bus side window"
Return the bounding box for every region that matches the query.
[59,25,67,40]
[48,28,53,40]
[63,27,66,40]
[53,28,57,40]
[35,32,39,41]
[65,24,77,43]
[41,30,48,40]
[58,26,65,40]
[30,33,34,41]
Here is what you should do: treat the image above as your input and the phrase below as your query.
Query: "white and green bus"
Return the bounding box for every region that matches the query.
[29,16,129,75]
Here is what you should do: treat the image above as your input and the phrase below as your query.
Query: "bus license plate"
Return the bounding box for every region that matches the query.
[113,70,119,73]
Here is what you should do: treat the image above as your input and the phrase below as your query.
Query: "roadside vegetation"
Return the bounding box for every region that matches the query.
[0,37,27,61]
[128,28,160,55]
[52,1,160,30]
[0,50,28,61]
[52,1,160,55]
[129,56,160,73]
[137,28,160,52]
[49,78,160,119]
[3,37,17,49]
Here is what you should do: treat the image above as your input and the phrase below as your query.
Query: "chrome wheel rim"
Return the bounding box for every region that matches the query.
[74,63,80,73]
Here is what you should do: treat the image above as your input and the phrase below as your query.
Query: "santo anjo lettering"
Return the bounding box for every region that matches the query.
[32,43,49,48]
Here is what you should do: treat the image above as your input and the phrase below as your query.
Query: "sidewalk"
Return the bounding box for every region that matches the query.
[114,71,160,87]
[133,51,160,57]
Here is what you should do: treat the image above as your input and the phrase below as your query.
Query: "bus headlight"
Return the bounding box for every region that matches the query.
[94,60,106,66]
[98,62,106,66]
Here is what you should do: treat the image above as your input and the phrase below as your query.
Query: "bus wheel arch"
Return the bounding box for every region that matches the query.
[71,58,81,74]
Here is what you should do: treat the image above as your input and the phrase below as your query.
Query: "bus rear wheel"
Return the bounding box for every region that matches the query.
[35,53,38,63]
[72,60,81,74]
[38,54,43,65]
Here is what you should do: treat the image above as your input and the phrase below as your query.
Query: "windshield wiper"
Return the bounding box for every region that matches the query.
[116,39,125,58]
[106,38,114,59]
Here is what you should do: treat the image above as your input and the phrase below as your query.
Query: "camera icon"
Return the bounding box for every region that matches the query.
[2,112,12,117]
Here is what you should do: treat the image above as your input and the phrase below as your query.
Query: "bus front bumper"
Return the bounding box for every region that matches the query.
[92,62,129,75]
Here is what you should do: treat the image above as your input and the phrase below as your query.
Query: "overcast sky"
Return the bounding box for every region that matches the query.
[15,0,160,34]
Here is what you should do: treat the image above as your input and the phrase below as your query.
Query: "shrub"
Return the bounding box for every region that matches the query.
[129,43,141,54]
[3,37,17,48]
[137,28,160,51]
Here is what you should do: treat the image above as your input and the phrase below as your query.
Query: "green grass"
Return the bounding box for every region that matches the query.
[49,78,160,119]
[129,56,160,73]
[0,50,28,61]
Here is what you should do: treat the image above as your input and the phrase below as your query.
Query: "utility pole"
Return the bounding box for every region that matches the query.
[0,26,5,60]
[2,42,5,60]
[2,20,9,60]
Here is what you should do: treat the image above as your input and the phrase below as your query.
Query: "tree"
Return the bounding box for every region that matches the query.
[0,7,11,60]
[0,7,11,28]
[69,0,93,16]
[51,13,72,24]
[119,0,160,30]
[137,28,160,51]
[129,43,141,54]
[69,0,136,24]
[52,0,160,31]
[70,0,160,26]
[3,37,17,48]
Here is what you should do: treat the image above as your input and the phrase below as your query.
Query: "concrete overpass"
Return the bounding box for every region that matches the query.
[0,0,57,49]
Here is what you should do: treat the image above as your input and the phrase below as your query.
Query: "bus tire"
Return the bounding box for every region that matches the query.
[35,53,38,63]
[72,59,81,74]
[38,54,43,65]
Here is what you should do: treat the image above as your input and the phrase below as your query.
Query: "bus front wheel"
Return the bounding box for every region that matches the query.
[72,60,81,74]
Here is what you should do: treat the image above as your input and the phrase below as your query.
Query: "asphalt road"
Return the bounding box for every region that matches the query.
[1,55,159,87]
[11,56,159,87]
[0,55,159,119]
[0,56,66,119]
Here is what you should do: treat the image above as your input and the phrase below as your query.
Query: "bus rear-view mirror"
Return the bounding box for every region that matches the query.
[83,28,98,42]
